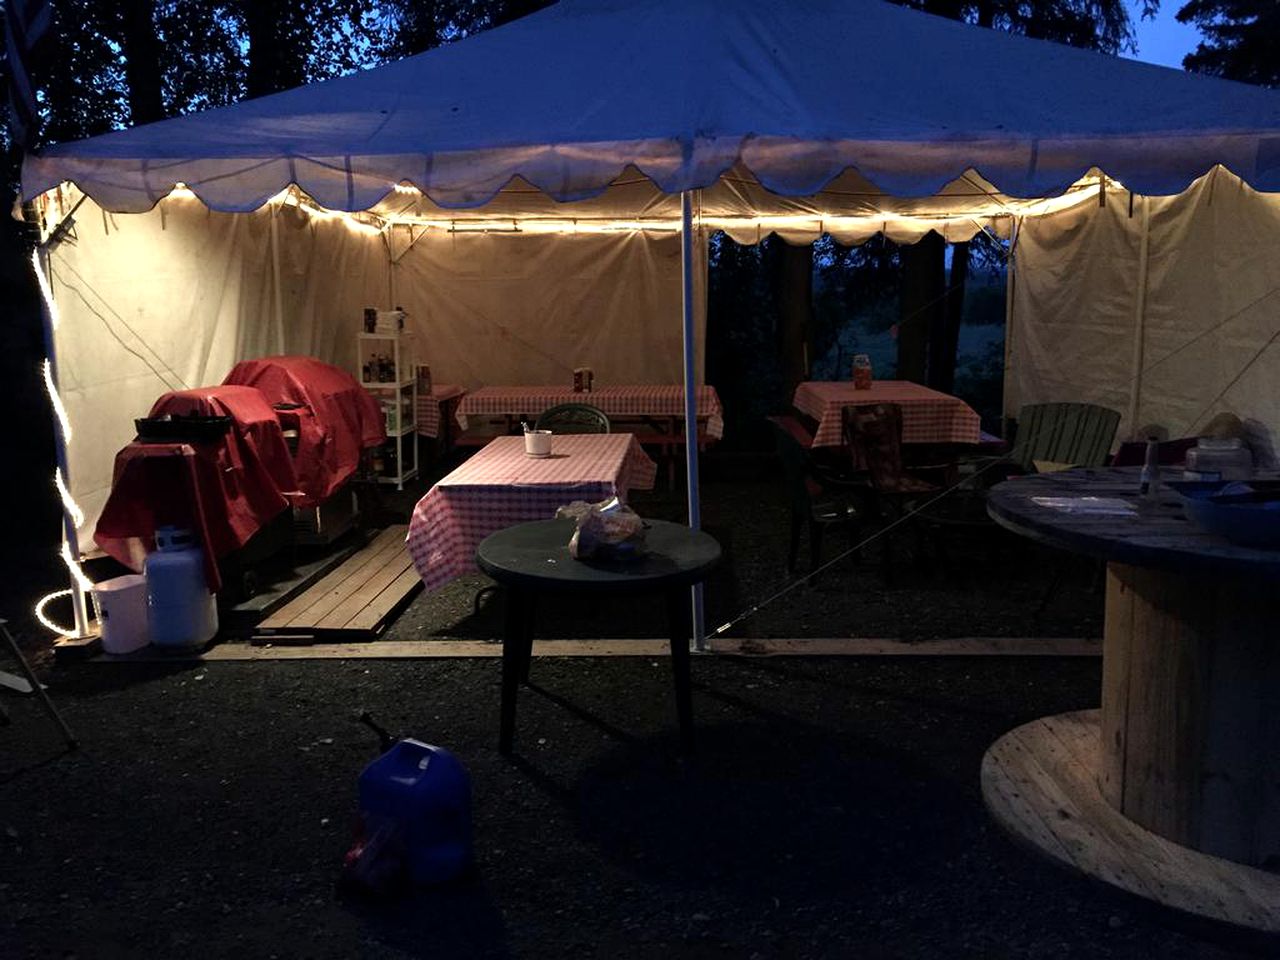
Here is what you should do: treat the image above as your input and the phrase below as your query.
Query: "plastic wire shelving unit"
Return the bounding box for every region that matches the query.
[358,330,419,490]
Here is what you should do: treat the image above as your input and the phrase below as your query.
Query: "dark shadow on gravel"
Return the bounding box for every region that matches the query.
[571,719,972,897]
[523,680,639,746]
[49,659,201,697]
[342,877,511,959]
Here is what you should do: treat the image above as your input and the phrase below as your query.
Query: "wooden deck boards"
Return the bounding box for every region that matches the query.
[253,525,419,641]
[982,709,1280,937]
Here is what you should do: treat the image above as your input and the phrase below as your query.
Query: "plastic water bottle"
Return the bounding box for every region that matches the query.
[145,527,218,649]
[1139,437,1160,500]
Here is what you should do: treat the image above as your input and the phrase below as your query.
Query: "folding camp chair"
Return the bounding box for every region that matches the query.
[0,619,77,749]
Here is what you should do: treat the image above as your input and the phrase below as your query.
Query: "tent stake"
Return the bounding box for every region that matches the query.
[680,190,706,651]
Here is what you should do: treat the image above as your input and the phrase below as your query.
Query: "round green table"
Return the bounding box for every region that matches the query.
[476,518,721,755]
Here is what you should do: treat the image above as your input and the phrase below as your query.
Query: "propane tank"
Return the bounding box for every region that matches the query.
[145,526,218,649]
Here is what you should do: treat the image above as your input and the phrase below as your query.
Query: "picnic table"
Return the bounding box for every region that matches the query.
[455,385,725,442]
[407,433,657,592]
[414,383,466,441]
[981,468,1280,935]
[792,380,980,448]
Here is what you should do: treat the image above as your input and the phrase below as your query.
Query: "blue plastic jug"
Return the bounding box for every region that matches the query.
[357,739,472,885]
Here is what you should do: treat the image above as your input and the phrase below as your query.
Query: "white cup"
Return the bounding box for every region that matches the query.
[524,430,553,456]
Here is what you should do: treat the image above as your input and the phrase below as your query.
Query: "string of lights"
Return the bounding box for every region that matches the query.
[32,250,93,639]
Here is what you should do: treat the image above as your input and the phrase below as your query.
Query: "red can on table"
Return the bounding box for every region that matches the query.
[852,354,873,390]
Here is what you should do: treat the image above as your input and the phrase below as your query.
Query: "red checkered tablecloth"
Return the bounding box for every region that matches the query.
[407,434,658,592]
[456,385,725,440]
[793,380,981,448]
[414,384,466,439]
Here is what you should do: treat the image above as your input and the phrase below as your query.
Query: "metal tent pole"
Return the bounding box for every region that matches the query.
[1001,217,1020,439]
[1126,197,1152,439]
[679,190,706,651]
[35,245,91,638]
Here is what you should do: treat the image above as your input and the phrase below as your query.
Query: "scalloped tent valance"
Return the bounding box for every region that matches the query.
[21,0,1280,216]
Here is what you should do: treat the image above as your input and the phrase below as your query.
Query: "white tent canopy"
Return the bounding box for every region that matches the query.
[22,0,1280,214]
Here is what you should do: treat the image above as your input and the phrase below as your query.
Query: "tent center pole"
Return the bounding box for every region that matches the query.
[270,207,286,354]
[36,244,91,638]
[1127,197,1152,439]
[680,190,705,652]
[1000,217,1020,438]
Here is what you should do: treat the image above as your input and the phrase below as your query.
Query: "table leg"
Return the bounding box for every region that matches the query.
[519,595,536,684]
[665,587,695,753]
[499,587,533,755]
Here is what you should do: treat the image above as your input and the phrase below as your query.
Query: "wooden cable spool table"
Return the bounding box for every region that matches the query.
[476,518,721,756]
[984,468,1280,936]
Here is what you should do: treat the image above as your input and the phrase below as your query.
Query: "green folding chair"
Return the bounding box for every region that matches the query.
[1006,402,1121,472]
[535,403,610,434]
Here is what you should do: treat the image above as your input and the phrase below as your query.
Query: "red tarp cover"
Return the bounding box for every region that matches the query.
[223,356,384,508]
[151,385,300,497]
[93,386,300,590]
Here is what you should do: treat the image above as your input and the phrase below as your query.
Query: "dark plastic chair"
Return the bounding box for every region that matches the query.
[535,403,610,434]
[841,403,945,580]
[767,416,862,575]
[841,404,937,497]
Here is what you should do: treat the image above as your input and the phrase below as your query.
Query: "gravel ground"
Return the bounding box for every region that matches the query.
[381,457,1103,643]
[0,655,1262,959]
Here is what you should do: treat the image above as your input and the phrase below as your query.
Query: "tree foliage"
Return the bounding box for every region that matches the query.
[1178,0,1280,86]
[890,0,1158,54]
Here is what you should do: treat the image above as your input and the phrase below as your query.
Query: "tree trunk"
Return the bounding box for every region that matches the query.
[774,241,813,400]
[929,239,969,393]
[119,0,165,125]
[399,0,441,54]
[897,232,945,385]
[244,0,306,98]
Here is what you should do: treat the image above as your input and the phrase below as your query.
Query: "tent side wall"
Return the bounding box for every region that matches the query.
[48,195,703,547]
[49,195,390,545]
[390,228,705,389]
[1006,169,1280,463]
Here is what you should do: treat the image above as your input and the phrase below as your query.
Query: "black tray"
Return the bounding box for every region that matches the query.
[134,415,233,442]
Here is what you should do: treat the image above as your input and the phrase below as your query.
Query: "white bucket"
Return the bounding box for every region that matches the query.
[91,574,150,655]
[524,430,553,457]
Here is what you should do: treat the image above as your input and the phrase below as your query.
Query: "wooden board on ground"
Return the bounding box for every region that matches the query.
[253,525,419,642]
[982,709,1280,938]
[143,635,1100,662]
[53,620,102,662]
[222,535,362,619]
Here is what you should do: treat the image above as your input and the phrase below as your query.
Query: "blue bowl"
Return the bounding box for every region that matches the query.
[1170,480,1280,549]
